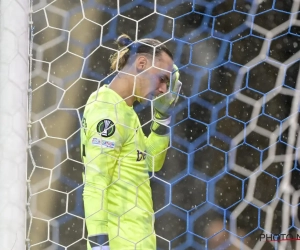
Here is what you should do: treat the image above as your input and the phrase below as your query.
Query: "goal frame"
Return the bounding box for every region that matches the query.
[0,0,29,249]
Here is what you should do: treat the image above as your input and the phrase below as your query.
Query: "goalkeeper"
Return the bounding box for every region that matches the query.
[80,34,182,250]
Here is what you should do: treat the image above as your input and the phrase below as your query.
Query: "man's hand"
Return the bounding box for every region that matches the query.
[151,65,182,135]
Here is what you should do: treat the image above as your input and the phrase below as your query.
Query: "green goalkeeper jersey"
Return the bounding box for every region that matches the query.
[80,85,169,250]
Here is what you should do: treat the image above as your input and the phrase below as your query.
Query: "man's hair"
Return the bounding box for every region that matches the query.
[109,34,173,71]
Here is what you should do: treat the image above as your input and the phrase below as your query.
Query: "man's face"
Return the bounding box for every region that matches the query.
[136,51,173,101]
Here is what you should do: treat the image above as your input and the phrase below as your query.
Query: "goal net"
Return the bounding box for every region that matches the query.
[22,0,300,249]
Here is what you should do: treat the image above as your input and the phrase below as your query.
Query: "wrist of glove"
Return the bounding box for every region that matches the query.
[150,65,182,135]
[150,113,171,135]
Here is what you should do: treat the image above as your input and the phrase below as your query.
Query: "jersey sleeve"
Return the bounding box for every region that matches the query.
[81,103,128,240]
[145,131,170,172]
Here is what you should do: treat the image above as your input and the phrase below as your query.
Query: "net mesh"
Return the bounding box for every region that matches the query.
[27,0,300,249]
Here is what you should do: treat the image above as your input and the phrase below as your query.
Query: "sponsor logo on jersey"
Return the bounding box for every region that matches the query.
[96,119,115,137]
[137,150,146,161]
[92,137,115,148]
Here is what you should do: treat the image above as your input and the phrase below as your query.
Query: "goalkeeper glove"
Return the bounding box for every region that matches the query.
[151,65,182,135]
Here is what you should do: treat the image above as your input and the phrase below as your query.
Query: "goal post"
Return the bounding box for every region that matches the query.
[0,0,29,249]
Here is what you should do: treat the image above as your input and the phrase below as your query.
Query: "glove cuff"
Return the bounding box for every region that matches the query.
[154,116,171,125]
[151,117,171,135]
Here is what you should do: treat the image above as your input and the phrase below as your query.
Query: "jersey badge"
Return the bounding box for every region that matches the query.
[96,119,115,137]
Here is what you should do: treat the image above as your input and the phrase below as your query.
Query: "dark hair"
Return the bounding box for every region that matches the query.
[109,34,173,71]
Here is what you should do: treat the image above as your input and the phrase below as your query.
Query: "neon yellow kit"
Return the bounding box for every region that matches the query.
[80,85,169,250]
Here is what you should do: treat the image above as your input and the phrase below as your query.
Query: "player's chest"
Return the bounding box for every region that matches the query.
[121,126,146,163]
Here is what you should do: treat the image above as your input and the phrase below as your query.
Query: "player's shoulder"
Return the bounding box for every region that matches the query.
[86,85,118,105]
[84,85,137,127]
[85,86,123,113]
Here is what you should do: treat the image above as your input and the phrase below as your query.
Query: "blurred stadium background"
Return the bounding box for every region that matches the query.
[26,0,300,249]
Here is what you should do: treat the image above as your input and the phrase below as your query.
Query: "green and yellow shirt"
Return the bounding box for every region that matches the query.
[81,85,169,250]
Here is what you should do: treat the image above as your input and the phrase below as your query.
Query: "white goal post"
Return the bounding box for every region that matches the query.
[0,0,29,249]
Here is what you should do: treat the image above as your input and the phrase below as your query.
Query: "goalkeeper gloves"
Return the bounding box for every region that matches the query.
[151,65,182,135]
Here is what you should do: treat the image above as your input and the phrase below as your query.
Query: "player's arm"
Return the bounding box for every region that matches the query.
[81,108,127,250]
[145,131,169,172]
[146,65,182,172]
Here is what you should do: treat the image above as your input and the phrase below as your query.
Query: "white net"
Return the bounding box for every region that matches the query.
[27,0,300,249]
